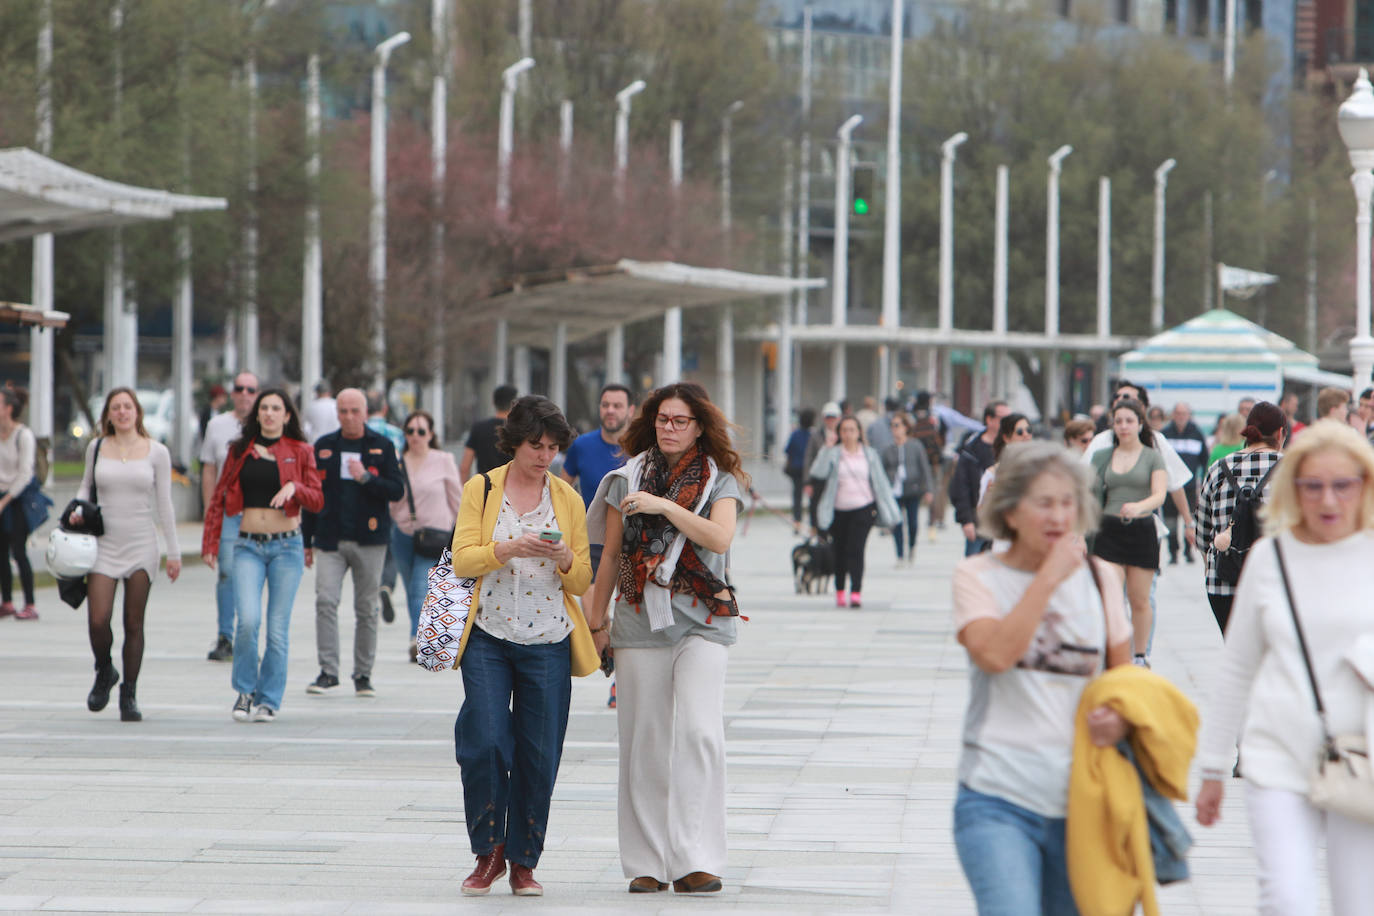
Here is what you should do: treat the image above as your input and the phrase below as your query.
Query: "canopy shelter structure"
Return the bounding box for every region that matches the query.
[1120,309,1351,430]
[474,259,824,428]
[0,147,226,469]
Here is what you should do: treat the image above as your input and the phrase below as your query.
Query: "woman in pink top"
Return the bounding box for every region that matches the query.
[808,416,900,608]
[390,411,462,661]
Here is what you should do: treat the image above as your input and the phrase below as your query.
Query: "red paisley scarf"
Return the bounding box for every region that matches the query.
[617,444,740,623]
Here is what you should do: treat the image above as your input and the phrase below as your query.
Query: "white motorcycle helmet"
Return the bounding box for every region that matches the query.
[46,529,99,579]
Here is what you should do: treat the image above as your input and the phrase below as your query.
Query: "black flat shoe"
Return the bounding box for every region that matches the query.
[118,684,141,722]
[87,664,119,712]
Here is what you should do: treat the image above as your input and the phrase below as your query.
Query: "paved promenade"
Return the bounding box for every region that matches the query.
[0,504,1296,914]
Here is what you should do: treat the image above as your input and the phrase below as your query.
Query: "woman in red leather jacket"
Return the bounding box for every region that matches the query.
[202,388,323,723]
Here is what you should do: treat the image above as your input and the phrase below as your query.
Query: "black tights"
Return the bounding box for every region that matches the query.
[0,515,34,605]
[830,504,876,593]
[87,571,153,687]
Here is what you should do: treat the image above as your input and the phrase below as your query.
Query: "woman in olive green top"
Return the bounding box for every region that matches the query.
[1089,398,1168,665]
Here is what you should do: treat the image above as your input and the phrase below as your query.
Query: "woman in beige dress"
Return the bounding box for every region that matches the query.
[74,388,181,722]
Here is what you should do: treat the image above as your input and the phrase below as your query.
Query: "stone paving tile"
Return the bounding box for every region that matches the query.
[0,508,1305,913]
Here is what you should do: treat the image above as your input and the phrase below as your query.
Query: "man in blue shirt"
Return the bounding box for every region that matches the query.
[561,382,633,708]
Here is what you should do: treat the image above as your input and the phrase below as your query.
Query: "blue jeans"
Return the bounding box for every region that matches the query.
[953,784,1080,916]
[454,626,572,867]
[390,527,439,637]
[892,495,921,558]
[231,532,305,711]
[216,514,241,639]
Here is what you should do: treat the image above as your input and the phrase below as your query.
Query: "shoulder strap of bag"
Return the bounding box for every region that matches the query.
[90,437,102,506]
[1084,556,1111,661]
[1217,454,1241,492]
[1273,538,1332,733]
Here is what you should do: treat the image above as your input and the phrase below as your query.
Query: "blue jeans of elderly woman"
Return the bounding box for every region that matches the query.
[953,784,1079,916]
[390,527,440,636]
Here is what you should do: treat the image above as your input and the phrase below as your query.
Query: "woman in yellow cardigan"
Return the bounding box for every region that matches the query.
[449,395,596,898]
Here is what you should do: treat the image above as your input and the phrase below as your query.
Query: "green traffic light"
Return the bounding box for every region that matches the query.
[854,198,869,215]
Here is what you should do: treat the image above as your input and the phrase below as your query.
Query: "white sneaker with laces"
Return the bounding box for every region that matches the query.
[253,705,276,723]
[232,693,252,722]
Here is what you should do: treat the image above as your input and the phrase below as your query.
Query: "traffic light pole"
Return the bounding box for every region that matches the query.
[831,115,863,402]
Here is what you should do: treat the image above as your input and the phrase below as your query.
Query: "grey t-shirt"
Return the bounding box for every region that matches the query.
[605,472,743,649]
[1091,445,1165,516]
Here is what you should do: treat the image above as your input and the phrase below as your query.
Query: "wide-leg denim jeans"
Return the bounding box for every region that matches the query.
[953,783,1079,916]
[390,527,439,637]
[454,626,571,868]
[216,513,241,640]
[231,532,305,711]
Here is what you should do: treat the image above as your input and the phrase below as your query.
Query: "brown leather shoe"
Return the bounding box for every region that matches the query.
[460,845,506,896]
[509,863,542,896]
[672,872,723,894]
[628,876,668,893]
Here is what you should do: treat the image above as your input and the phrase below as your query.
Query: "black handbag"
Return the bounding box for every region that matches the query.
[400,456,452,559]
[60,438,104,536]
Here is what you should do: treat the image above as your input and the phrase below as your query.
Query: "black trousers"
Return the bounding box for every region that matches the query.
[1207,593,1233,635]
[1163,486,1198,561]
[830,504,876,593]
[787,468,805,523]
[0,503,33,605]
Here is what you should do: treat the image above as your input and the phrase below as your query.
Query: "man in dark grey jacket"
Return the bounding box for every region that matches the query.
[301,388,404,698]
[948,401,1008,556]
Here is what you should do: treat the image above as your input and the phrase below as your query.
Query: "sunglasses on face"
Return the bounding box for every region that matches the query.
[405,426,428,436]
[234,385,257,394]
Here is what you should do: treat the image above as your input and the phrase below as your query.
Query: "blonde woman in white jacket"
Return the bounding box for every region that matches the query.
[1196,420,1374,916]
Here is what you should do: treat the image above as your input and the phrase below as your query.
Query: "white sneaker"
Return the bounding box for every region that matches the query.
[1132,655,1151,669]
[253,705,276,723]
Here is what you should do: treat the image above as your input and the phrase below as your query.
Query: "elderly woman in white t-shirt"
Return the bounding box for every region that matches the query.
[1196,420,1374,916]
[951,440,1133,914]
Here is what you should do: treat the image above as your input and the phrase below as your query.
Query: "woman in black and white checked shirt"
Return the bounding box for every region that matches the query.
[1197,401,1287,633]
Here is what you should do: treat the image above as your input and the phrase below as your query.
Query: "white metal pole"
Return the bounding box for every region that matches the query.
[1307,197,1318,353]
[512,344,531,396]
[880,0,903,398]
[303,54,323,404]
[1352,155,1374,389]
[497,57,534,218]
[938,132,968,335]
[1151,158,1176,333]
[719,308,736,421]
[106,0,125,390]
[1224,0,1236,89]
[796,5,813,327]
[1045,145,1072,336]
[559,99,573,196]
[171,36,193,469]
[519,0,532,58]
[664,119,683,383]
[614,80,646,205]
[606,325,625,386]
[1097,176,1111,339]
[369,31,412,392]
[778,155,795,458]
[428,0,449,439]
[832,115,863,401]
[494,320,509,386]
[242,51,259,376]
[993,165,1009,337]
[719,101,741,419]
[31,0,53,462]
[721,101,743,239]
[551,321,568,409]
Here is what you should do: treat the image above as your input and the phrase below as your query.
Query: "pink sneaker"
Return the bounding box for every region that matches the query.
[849,592,862,609]
[14,604,37,620]
[835,590,849,608]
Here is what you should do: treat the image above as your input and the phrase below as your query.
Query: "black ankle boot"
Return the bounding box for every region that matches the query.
[119,684,141,722]
[87,663,119,712]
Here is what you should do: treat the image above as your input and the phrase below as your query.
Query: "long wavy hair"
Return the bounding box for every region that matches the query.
[98,387,149,438]
[229,388,306,458]
[621,382,749,484]
[1109,398,1154,448]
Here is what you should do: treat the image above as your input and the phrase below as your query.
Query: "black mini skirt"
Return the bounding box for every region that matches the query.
[1092,515,1160,570]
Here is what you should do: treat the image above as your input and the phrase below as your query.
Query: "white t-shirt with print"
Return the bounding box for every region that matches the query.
[952,552,1132,817]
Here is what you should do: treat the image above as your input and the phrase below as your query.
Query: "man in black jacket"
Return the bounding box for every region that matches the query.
[949,400,1008,556]
[1161,401,1207,564]
[302,388,405,698]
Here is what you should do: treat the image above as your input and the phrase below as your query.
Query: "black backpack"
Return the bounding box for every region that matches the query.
[1215,457,1278,586]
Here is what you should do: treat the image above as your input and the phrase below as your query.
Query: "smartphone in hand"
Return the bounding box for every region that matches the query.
[539,528,563,543]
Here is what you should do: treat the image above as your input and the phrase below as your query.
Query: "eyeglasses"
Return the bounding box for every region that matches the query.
[233,385,257,394]
[654,414,696,431]
[1295,477,1364,500]
[1077,435,1094,444]
[404,426,428,436]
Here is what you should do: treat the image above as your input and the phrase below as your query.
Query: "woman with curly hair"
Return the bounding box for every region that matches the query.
[587,382,748,895]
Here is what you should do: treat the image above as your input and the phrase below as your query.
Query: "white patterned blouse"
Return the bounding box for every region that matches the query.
[473,482,573,645]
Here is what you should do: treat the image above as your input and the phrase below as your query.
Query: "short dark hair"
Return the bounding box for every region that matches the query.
[1114,380,1149,408]
[982,400,1007,422]
[798,407,817,430]
[497,395,574,454]
[1,385,28,420]
[493,384,518,412]
[883,397,900,413]
[365,390,386,415]
[1361,387,1374,402]
[599,383,633,404]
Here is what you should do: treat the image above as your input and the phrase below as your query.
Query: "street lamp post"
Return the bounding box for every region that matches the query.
[719,100,743,420]
[879,0,904,397]
[1044,144,1072,420]
[496,56,534,218]
[1151,158,1176,333]
[938,132,968,337]
[831,114,863,401]
[368,30,411,391]
[613,79,646,205]
[1339,68,1374,390]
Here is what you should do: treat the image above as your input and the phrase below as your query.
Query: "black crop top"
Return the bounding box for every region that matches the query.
[239,438,281,508]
